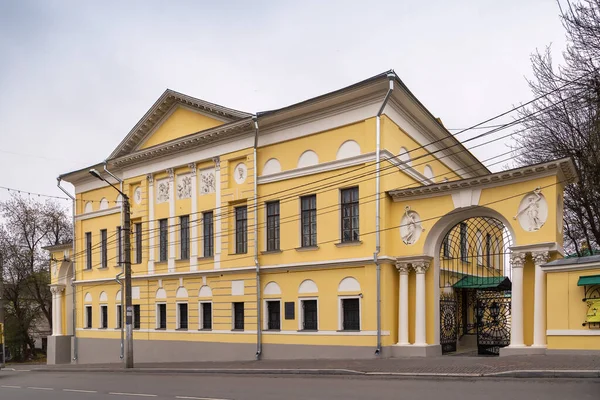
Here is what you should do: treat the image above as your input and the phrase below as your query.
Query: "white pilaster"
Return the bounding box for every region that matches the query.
[147,174,155,274]
[509,252,526,347]
[50,285,65,336]
[413,261,429,346]
[214,157,221,269]
[396,262,410,345]
[533,251,550,347]
[167,168,176,273]
[189,163,198,271]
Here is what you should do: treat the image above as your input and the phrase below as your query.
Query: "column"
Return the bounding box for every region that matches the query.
[189,163,198,271]
[533,251,550,347]
[509,252,526,347]
[413,261,429,346]
[147,174,155,274]
[213,157,221,269]
[167,168,176,273]
[51,285,65,336]
[396,262,410,345]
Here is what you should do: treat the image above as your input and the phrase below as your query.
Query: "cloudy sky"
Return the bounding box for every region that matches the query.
[0,0,567,205]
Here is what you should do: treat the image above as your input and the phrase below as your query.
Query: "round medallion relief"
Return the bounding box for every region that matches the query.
[234,162,247,184]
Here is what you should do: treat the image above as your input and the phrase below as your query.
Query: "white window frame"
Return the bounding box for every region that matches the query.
[155,302,167,330]
[198,301,213,330]
[84,305,92,329]
[99,304,108,329]
[338,295,362,331]
[115,304,122,329]
[263,299,282,331]
[298,297,319,331]
[232,302,244,330]
[176,301,189,330]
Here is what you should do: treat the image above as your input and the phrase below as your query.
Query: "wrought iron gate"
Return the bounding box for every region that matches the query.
[440,297,458,354]
[476,291,511,355]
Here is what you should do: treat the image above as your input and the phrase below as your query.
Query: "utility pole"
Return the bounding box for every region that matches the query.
[122,198,133,368]
[0,252,5,366]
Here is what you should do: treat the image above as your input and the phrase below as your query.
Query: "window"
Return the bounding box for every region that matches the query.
[117,226,122,265]
[235,206,248,254]
[100,305,108,329]
[135,223,143,264]
[460,222,468,262]
[85,232,92,270]
[100,229,108,268]
[443,235,450,258]
[180,215,189,260]
[486,233,492,268]
[341,298,360,331]
[301,195,317,247]
[341,187,359,242]
[266,300,281,330]
[177,303,188,330]
[301,299,318,331]
[203,211,214,257]
[476,231,484,266]
[233,302,244,330]
[116,305,122,329]
[200,302,212,330]
[159,219,168,262]
[266,201,280,251]
[133,304,141,329]
[85,305,92,329]
[156,303,167,329]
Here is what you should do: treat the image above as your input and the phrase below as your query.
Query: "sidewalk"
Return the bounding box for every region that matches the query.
[26,354,600,379]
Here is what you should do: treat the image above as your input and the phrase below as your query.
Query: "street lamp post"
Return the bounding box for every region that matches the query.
[89,169,134,368]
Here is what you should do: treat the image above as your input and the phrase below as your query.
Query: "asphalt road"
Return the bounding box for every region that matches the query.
[0,369,599,400]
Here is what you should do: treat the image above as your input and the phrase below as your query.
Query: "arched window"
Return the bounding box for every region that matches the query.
[297,150,319,168]
[336,140,361,160]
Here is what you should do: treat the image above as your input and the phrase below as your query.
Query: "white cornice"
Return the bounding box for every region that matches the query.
[75,206,121,221]
[542,261,600,272]
[547,330,600,336]
[510,242,564,257]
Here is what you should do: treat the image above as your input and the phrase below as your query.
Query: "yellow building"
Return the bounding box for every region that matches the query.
[46,71,593,365]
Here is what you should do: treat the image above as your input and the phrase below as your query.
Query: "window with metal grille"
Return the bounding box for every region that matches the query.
[180,215,189,260]
[177,303,188,330]
[233,302,244,330]
[100,229,108,268]
[235,206,248,254]
[85,306,92,329]
[85,232,92,270]
[203,211,214,257]
[159,219,168,262]
[200,302,212,330]
[341,187,359,242]
[486,233,492,268]
[135,223,142,264]
[116,305,122,329]
[266,201,280,251]
[100,305,108,329]
[157,303,167,329]
[302,300,318,330]
[341,298,360,331]
[133,304,141,329]
[460,222,468,262]
[443,235,450,258]
[301,195,317,247]
[116,226,122,265]
[266,301,280,330]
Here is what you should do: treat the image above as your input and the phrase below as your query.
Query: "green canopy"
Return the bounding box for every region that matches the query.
[453,276,512,290]
[577,275,600,287]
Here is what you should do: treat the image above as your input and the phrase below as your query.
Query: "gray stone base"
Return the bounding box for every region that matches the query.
[391,344,442,357]
[499,346,547,357]
[47,335,72,365]
[261,343,392,360]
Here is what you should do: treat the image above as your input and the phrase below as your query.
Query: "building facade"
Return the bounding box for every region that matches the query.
[47,71,594,365]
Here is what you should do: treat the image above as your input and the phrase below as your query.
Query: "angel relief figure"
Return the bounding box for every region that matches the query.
[157,181,170,203]
[514,188,543,231]
[177,176,192,199]
[200,170,215,194]
[401,206,421,245]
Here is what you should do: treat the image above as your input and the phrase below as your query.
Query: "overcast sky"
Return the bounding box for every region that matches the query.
[0,0,567,205]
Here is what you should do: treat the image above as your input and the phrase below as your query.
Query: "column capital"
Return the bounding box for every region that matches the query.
[213,156,221,170]
[50,284,66,295]
[510,252,527,269]
[395,262,410,275]
[412,261,429,274]
[188,162,197,177]
[147,174,154,185]
[532,251,550,265]
[166,168,175,182]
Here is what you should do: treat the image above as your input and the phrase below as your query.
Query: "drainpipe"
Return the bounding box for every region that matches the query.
[374,72,395,355]
[253,116,262,360]
[57,177,77,362]
[115,272,124,359]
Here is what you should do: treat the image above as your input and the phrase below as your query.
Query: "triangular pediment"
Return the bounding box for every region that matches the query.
[109,89,250,160]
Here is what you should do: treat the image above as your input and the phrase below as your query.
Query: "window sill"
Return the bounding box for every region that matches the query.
[113,265,123,268]
[155,328,166,331]
[298,329,318,332]
[83,268,93,272]
[229,252,248,256]
[97,267,108,270]
[231,329,245,332]
[295,246,319,252]
[176,328,188,331]
[198,328,212,332]
[84,327,92,330]
[176,258,190,262]
[337,329,361,332]
[261,249,282,255]
[98,327,108,330]
[334,241,362,248]
[197,256,214,260]
[265,329,281,332]
[155,261,167,265]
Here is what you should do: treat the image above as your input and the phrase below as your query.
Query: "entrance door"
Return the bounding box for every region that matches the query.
[475,291,511,355]
[440,297,458,354]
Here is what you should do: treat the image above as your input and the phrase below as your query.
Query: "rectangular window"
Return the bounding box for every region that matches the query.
[133,304,141,329]
[180,215,189,260]
[235,206,248,254]
[341,187,359,242]
[156,303,167,329]
[266,201,280,251]
[233,302,244,330]
[85,232,92,270]
[135,223,142,264]
[85,305,92,329]
[116,226,122,265]
[203,211,214,257]
[177,303,188,330]
[301,299,318,330]
[443,235,450,258]
[100,229,108,268]
[200,302,212,330]
[460,222,468,262]
[100,305,108,329]
[301,195,317,247]
[341,298,360,331]
[159,219,168,262]
[116,305,122,329]
[486,233,492,268]
[266,300,281,330]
